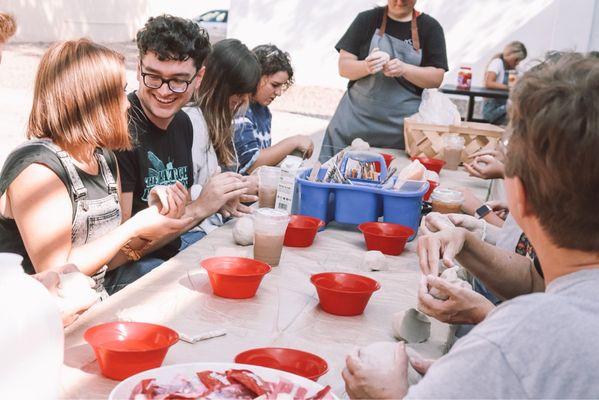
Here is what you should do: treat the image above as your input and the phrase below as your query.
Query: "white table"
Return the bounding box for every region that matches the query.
[60,151,490,399]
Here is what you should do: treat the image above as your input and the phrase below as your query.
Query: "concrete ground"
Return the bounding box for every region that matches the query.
[0,42,338,168]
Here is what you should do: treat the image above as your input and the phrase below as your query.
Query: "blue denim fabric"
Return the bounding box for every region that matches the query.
[103,230,206,295]
[233,102,272,174]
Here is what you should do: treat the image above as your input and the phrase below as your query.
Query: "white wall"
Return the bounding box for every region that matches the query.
[2,0,230,42]
[228,0,598,89]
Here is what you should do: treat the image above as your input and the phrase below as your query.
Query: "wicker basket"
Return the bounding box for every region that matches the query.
[403,117,504,163]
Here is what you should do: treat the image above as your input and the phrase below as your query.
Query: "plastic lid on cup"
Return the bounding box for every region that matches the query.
[254,208,290,223]
[430,188,464,204]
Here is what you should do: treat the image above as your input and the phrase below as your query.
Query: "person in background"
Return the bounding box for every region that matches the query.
[111,17,252,294]
[183,38,261,225]
[319,0,447,162]
[0,39,189,295]
[482,41,527,124]
[233,44,313,174]
[343,53,599,398]
[0,12,16,63]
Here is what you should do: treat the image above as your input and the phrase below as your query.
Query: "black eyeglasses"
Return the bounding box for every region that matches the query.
[140,62,198,94]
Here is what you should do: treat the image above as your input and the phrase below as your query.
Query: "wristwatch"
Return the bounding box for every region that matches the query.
[475,204,493,219]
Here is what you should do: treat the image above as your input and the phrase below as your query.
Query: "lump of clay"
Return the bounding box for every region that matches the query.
[370,49,391,64]
[363,250,387,271]
[233,216,254,246]
[429,266,473,300]
[358,341,423,386]
[56,272,99,315]
[351,138,370,151]
[392,308,431,343]
[397,159,426,182]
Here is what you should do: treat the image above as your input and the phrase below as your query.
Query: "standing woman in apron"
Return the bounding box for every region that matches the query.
[319,0,448,162]
[0,39,191,295]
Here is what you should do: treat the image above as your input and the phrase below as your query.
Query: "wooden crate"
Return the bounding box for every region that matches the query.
[403,117,504,162]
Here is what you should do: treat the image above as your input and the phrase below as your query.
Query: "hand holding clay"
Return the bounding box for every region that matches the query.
[417,227,467,276]
[342,341,410,399]
[232,216,254,246]
[148,181,188,218]
[420,212,455,235]
[464,154,505,180]
[365,48,390,74]
[293,135,314,159]
[447,213,486,239]
[198,172,250,215]
[383,58,407,78]
[418,275,494,324]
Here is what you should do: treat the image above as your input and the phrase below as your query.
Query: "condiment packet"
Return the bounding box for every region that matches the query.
[179,329,227,344]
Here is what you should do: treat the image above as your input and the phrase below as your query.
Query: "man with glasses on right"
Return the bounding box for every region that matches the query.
[107,15,251,294]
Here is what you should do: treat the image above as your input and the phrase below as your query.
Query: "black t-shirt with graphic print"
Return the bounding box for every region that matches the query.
[116,91,194,259]
[336,7,448,90]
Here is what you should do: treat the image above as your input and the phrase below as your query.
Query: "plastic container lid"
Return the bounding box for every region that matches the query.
[443,134,465,148]
[430,188,464,204]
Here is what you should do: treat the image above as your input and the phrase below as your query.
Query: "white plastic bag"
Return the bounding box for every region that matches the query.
[412,89,461,126]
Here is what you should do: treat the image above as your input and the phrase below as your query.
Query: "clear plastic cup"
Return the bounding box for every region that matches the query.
[430,188,464,214]
[258,166,281,208]
[253,208,290,266]
[443,135,465,170]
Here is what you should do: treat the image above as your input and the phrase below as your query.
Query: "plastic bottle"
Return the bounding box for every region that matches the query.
[0,253,64,399]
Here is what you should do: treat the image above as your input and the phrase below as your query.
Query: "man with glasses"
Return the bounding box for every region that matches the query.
[108,15,250,294]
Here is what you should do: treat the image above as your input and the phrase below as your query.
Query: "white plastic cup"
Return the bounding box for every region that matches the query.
[258,166,281,208]
[443,135,465,170]
[253,208,290,266]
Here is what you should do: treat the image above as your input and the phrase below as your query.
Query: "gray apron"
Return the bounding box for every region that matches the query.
[319,9,423,162]
[32,140,121,298]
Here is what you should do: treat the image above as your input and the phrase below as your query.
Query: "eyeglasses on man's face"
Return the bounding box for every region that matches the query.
[139,62,198,94]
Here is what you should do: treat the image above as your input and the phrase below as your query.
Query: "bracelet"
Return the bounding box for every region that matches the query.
[121,239,150,261]
[480,219,488,243]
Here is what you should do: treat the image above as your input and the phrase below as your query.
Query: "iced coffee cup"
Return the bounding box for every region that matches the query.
[258,166,280,208]
[430,188,464,214]
[443,135,465,170]
[253,208,290,266]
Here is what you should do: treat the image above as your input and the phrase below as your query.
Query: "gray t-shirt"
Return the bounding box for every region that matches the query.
[407,268,599,399]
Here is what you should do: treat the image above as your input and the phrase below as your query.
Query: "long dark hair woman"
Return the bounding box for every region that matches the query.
[188,38,261,170]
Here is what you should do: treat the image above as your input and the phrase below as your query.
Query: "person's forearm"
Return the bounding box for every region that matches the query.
[339,58,370,81]
[483,212,504,227]
[402,65,444,89]
[66,221,138,275]
[246,137,298,174]
[457,231,545,300]
[485,80,508,90]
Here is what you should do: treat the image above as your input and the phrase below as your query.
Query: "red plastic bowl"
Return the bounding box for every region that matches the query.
[375,152,395,172]
[310,272,380,316]
[412,156,446,174]
[358,222,414,256]
[284,215,323,247]
[235,347,328,381]
[424,180,438,201]
[84,321,178,381]
[200,256,271,299]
